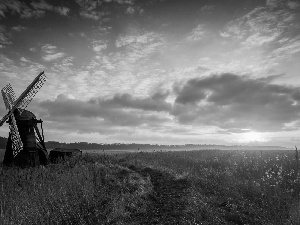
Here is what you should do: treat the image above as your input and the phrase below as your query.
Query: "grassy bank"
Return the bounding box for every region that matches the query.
[0,150,299,224]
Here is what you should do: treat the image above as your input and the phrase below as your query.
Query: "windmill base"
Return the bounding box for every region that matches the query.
[3,133,49,167]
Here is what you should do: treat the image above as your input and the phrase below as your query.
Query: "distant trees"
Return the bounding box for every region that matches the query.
[0,136,288,151]
[43,140,205,150]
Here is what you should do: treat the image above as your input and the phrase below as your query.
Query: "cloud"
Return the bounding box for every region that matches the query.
[0,25,11,45]
[75,0,109,20]
[186,24,208,41]
[92,40,107,52]
[1,0,45,19]
[20,8,45,19]
[11,25,26,32]
[173,73,300,132]
[104,93,172,112]
[31,1,70,16]
[20,57,30,63]
[31,1,53,11]
[126,6,135,14]
[37,93,171,133]
[266,0,284,8]
[116,32,163,47]
[108,31,166,77]
[125,5,144,15]
[103,0,134,4]
[75,0,99,11]
[0,0,70,19]
[41,44,66,61]
[55,7,70,16]
[115,31,165,58]
[0,1,23,18]
[0,52,46,91]
[33,73,300,135]
[222,1,298,48]
[0,54,15,77]
[80,10,105,20]
[51,56,74,72]
[116,0,134,4]
[29,47,37,52]
[219,32,230,38]
[287,1,300,9]
[42,44,57,54]
[0,6,6,18]
[79,30,167,97]
[266,0,299,9]
[272,36,300,56]
[200,5,214,12]
[218,0,300,77]
[243,32,281,47]
[15,69,300,144]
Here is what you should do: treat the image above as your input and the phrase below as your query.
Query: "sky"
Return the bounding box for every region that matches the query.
[0,0,300,147]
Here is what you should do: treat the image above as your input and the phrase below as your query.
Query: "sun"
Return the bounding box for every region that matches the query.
[242,131,266,143]
[232,130,268,144]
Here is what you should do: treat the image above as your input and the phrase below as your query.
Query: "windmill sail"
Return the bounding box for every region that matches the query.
[1,86,23,156]
[1,83,16,110]
[9,114,23,157]
[0,71,46,127]
[17,72,46,114]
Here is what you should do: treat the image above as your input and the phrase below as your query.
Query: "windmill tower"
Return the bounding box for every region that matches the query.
[0,71,49,167]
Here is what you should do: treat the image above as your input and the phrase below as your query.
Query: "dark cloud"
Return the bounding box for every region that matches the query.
[101,92,172,112]
[5,73,300,137]
[0,1,44,19]
[173,73,300,132]
[37,93,171,134]
[150,90,170,101]
[74,0,136,20]
[0,0,70,19]
[40,115,134,135]
[22,74,300,134]
[175,73,300,106]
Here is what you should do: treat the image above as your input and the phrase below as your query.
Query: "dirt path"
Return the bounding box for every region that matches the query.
[127,165,192,224]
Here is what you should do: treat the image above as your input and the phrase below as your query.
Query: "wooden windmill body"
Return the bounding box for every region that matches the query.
[0,72,49,167]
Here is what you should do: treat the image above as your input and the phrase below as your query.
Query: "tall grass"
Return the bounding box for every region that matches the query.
[1,150,299,224]
[0,154,152,225]
[128,150,300,224]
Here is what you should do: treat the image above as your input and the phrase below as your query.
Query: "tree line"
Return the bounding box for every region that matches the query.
[0,136,288,151]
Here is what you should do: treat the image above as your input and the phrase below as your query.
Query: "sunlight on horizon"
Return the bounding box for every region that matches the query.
[239,131,269,143]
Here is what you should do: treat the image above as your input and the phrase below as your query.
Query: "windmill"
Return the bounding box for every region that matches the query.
[0,71,49,167]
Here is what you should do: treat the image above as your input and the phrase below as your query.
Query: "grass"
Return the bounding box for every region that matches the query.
[0,150,300,224]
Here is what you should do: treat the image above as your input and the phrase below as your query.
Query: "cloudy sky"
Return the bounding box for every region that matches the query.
[0,0,300,147]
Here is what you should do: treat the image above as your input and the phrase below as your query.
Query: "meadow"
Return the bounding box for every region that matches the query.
[0,149,300,224]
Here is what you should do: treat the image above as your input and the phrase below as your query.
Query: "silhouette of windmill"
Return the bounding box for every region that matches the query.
[0,72,49,166]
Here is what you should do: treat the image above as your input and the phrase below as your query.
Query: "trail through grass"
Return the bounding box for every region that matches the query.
[127,165,192,224]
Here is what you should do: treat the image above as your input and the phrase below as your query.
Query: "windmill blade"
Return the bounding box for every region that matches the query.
[16,71,47,114]
[1,83,16,110]
[0,84,17,126]
[0,112,10,127]
[1,87,23,156]
[9,114,23,157]
[0,71,46,126]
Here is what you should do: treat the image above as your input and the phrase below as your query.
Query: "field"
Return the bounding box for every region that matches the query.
[1,149,300,224]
